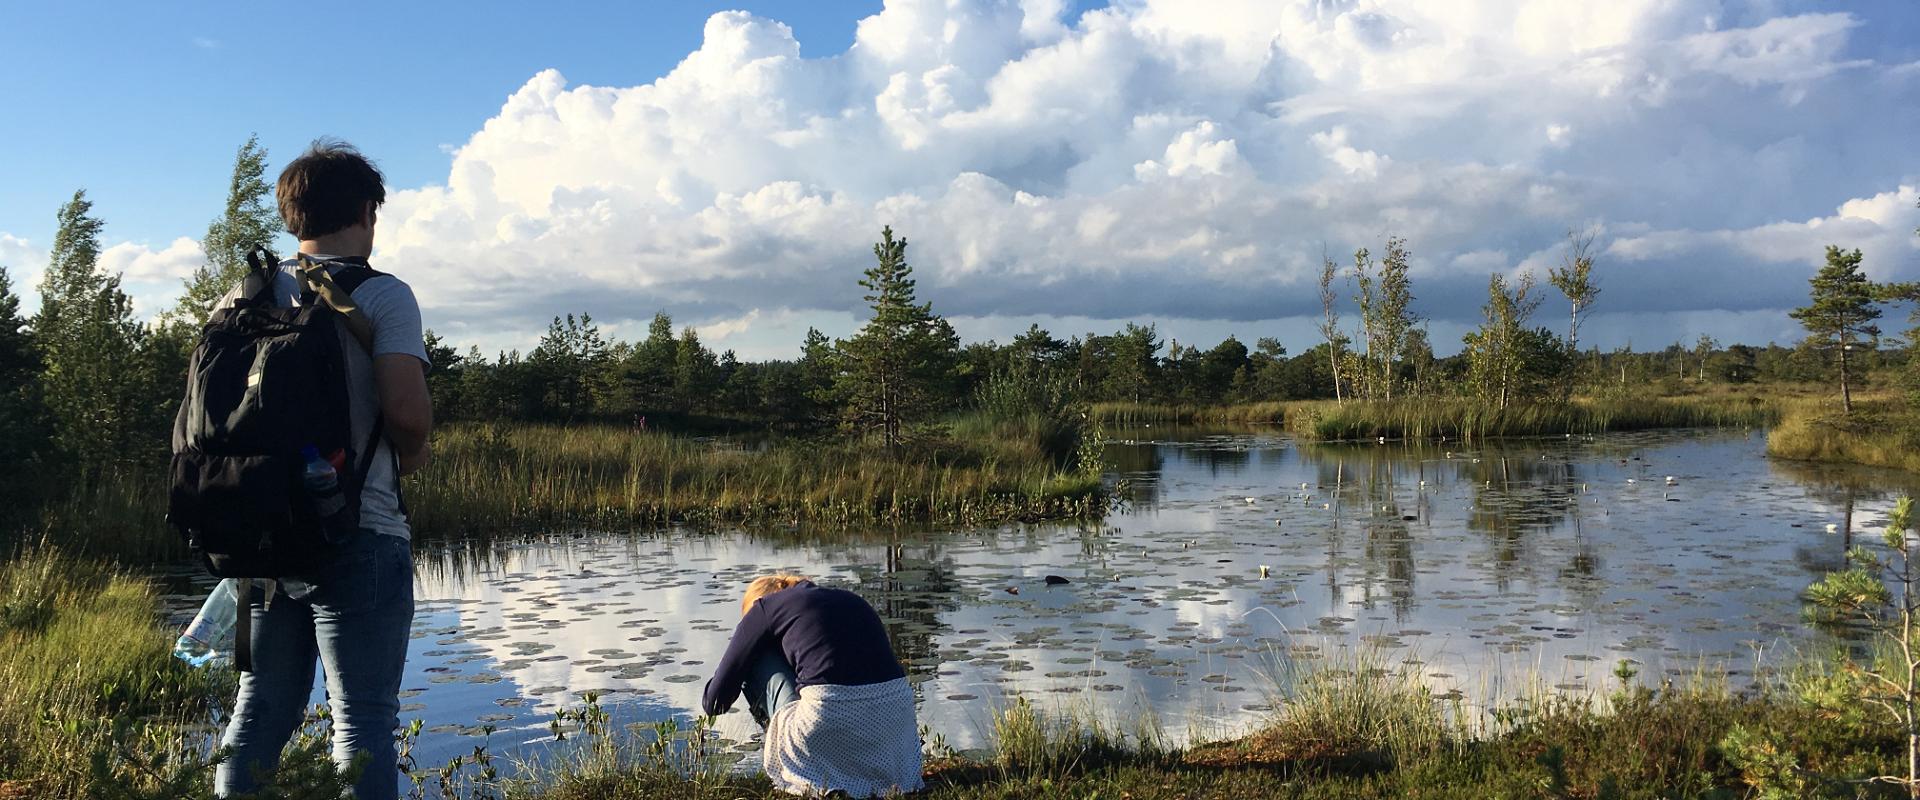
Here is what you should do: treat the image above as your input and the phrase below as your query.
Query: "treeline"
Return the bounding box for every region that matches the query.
[428,308,1911,430]
[5,135,1916,519]
[423,234,1913,431]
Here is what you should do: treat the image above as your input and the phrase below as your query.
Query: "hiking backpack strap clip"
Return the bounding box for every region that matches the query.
[293,253,376,351]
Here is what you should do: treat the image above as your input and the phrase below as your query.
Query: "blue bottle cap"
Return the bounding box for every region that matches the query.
[300,444,321,461]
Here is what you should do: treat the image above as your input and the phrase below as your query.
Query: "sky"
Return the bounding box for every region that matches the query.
[2,0,1918,361]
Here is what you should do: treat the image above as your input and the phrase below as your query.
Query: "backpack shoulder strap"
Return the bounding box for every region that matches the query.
[330,264,389,296]
[293,254,375,351]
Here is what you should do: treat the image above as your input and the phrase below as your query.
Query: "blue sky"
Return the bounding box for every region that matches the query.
[2,1,1917,359]
[0,1,909,244]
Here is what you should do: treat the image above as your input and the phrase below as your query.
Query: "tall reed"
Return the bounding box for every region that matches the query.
[405,420,1105,536]
[0,546,229,797]
[1286,395,1778,442]
[1767,396,1920,473]
[1088,401,1291,426]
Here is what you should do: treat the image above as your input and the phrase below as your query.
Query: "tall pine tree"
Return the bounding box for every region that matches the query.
[1791,245,1882,413]
[35,190,153,472]
[797,327,839,422]
[0,267,47,494]
[835,226,959,449]
[619,312,678,413]
[673,326,720,412]
[165,135,279,329]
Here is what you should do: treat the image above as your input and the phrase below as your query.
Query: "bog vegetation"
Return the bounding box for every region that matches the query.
[3,137,1920,796]
[9,540,1920,799]
[6,137,1920,558]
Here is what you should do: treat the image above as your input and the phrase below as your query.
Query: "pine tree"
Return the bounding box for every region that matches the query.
[673,326,720,412]
[835,226,959,449]
[619,312,678,413]
[529,314,609,420]
[1790,246,1882,413]
[422,329,463,419]
[0,267,47,492]
[164,135,279,329]
[0,267,35,385]
[34,190,153,472]
[1102,323,1160,404]
[797,327,839,421]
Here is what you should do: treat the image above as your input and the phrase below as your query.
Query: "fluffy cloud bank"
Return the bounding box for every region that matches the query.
[15,1,1920,356]
[0,234,202,319]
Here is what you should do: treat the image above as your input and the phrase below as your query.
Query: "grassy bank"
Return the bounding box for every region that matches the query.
[0,547,224,798]
[4,413,1105,562]
[1768,396,1920,474]
[406,414,1104,535]
[1288,395,1779,442]
[0,550,1906,799]
[1089,401,1292,427]
[515,657,1901,800]
[1092,395,1779,442]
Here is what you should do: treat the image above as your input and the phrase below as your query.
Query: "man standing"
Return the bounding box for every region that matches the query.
[215,140,431,800]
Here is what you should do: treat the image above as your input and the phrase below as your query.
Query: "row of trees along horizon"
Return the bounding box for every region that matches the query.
[2,136,1916,507]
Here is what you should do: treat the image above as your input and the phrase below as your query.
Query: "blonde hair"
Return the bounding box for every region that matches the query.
[741,574,808,616]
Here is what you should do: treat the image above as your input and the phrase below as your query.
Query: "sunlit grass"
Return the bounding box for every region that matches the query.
[0,546,230,797]
[1286,394,1778,442]
[1088,401,1291,426]
[1767,395,1920,473]
[1090,395,1778,441]
[405,416,1104,536]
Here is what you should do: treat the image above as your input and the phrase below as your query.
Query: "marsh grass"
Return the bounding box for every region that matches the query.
[0,546,228,797]
[1089,401,1292,426]
[5,412,1105,562]
[406,417,1104,536]
[515,651,1902,799]
[1251,645,1452,768]
[0,581,1905,800]
[1287,394,1778,442]
[1091,395,1777,441]
[1768,396,1920,473]
[10,465,178,565]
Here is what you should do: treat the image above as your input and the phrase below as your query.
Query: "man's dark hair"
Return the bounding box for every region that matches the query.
[276,139,386,240]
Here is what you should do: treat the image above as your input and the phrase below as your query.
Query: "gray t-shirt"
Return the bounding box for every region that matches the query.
[215,255,428,540]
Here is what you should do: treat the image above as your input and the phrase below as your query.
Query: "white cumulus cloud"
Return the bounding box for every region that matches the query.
[367,0,1919,357]
[19,1,1920,357]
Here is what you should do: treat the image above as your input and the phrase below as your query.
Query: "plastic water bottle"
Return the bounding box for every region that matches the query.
[173,579,238,667]
[302,444,351,542]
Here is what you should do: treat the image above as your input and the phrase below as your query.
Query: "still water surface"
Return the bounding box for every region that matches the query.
[168,427,1920,772]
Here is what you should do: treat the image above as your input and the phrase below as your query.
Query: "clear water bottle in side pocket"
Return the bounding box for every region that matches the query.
[173,579,238,667]
[301,444,353,543]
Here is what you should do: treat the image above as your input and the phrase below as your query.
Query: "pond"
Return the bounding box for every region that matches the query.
[164,427,1920,778]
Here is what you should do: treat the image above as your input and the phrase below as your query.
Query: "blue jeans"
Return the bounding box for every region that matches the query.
[216,532,414,800]
[746,647,800,729]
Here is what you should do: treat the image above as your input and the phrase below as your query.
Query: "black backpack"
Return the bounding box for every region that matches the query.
[168,247,387,580]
